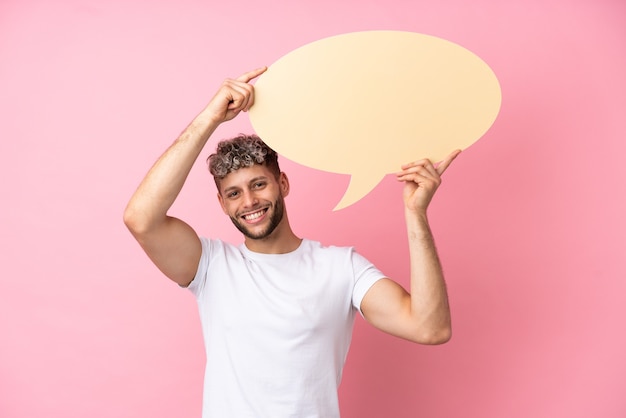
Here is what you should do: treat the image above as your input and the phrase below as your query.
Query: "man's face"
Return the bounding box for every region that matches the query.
[217,164,287,241]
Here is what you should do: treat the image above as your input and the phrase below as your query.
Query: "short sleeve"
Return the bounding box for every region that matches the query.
[350,250,386,315]
[186,237,214,298]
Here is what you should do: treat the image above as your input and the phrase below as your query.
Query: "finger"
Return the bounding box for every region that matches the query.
[243,82,256,112]
[396,160,438,179]
[395,168,436,184]
[224,81,254,110]
[235,66,268,83]
[229,78,259,111]
[422,160,439,178]
[400,159,430,171]
[397,169,438,181]
[396,173,422,182]
[226,91,248,112]
[436,149,462,175]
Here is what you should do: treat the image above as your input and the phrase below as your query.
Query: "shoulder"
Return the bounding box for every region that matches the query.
[199,237,239,255]
[300,239,374,271]
[187,238,244,294]
[196,237,249,270]
[298,239,357,260]
[302,239,353,254]
[304,239,372,261]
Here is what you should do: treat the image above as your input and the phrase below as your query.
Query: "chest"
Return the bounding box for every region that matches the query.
[202,254,354,341]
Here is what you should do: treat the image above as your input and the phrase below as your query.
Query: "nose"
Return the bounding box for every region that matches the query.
[242,190,259,208]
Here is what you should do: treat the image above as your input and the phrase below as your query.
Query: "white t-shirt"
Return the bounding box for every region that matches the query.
[187,238,385,418]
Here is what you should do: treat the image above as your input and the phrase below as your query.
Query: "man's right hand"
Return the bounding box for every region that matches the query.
[124,67,266,287]
[204,67,267,124]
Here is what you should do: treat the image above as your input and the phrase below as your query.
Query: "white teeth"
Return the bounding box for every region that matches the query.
[244,210,264,221]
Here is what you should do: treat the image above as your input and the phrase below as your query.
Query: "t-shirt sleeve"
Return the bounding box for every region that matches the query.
[186,237,213,298]
[350,249,386,315]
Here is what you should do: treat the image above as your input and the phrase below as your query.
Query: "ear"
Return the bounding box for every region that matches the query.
[279,172,290,197]
[217,192,228,215]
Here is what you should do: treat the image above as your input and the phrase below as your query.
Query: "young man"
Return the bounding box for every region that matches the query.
[124,67,459,417]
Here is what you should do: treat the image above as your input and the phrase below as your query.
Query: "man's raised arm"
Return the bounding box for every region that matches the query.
[123,67,267,286]
[360,150,461,344]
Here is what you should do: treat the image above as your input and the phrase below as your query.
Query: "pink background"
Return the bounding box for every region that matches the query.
[1,0,625,417]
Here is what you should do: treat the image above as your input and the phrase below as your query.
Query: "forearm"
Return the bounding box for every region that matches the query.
[405,210,451,343]
[124,109,219,232]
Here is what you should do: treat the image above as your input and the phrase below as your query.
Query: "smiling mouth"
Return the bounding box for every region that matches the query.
[241,208,268,222]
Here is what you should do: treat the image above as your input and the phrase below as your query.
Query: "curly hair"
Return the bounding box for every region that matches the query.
[207,134,280,183]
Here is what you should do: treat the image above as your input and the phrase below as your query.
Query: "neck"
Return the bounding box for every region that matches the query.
[244,215,301,254]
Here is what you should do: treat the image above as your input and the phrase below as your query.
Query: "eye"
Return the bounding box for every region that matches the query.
[226,190,240,199]
[252,181,267,189]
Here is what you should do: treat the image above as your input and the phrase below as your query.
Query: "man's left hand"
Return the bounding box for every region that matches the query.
[396,149,462,214]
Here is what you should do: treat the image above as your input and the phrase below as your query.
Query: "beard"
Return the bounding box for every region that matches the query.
[229,195,285,240]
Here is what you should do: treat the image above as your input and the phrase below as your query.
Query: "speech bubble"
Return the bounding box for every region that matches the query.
[249,31,501,210]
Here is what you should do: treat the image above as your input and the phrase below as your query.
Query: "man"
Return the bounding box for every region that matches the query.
[124,67,459,417]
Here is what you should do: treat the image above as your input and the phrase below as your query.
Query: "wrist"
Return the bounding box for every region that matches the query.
[405,205,428,220]
[405,208,431,235]
[197,106,224,128]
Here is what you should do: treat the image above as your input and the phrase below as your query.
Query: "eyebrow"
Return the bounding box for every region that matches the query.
[222,176,269,194]
[248,176,269,184]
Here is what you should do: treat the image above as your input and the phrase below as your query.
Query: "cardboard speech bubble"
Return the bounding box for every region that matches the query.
[249,31,501,210]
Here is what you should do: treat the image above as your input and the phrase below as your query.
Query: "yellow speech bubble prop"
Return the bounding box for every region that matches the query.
[249,31,501,210]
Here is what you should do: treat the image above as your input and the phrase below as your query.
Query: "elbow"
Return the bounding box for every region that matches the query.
[427,326,452,345]
[409,324,452,345]
[123,205,139,232]
[123,204,150,236]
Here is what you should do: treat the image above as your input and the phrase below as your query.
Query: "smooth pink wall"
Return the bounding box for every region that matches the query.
[1,0,625,417]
